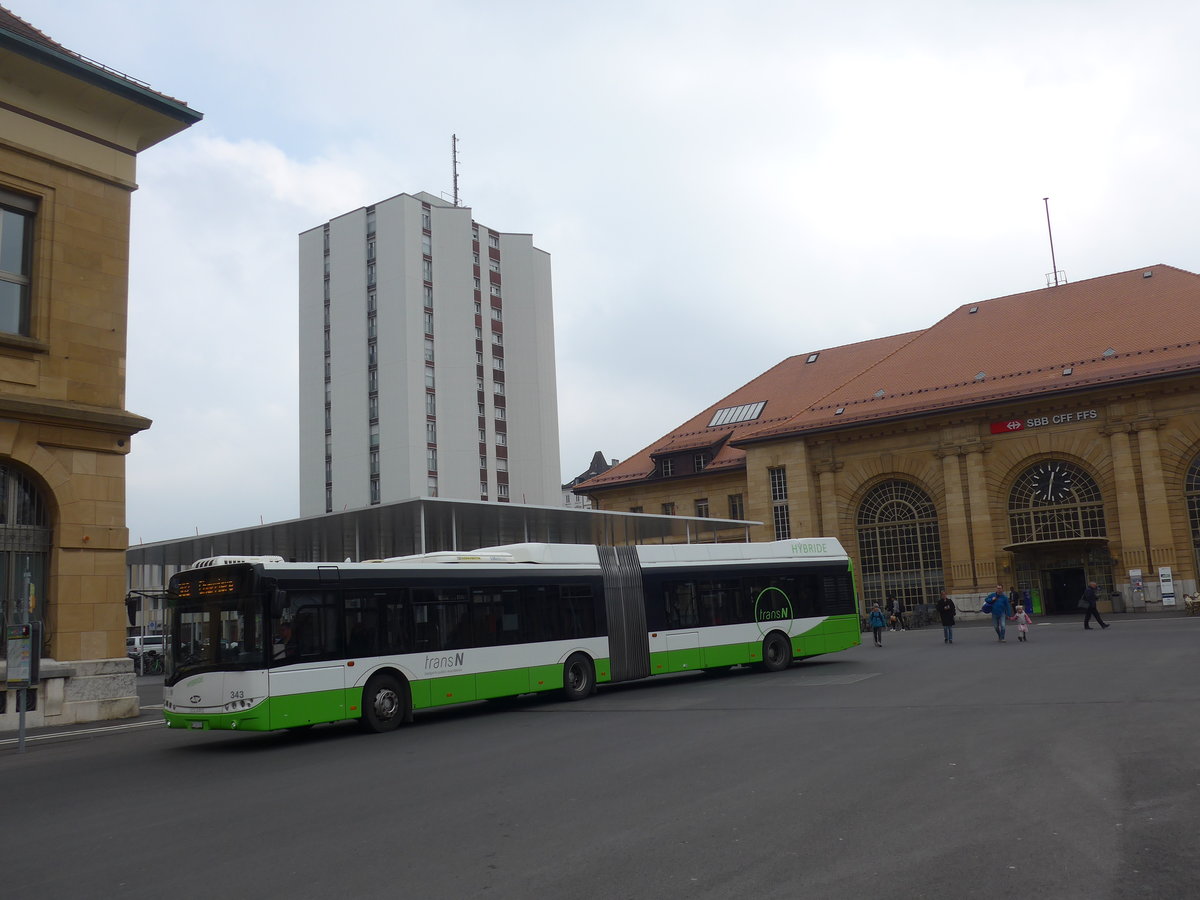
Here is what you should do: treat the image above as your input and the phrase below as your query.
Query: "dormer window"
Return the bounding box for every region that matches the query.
[660,458,675,477]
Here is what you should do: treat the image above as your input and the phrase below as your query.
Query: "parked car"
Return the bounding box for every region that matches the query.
[126,635,164,659]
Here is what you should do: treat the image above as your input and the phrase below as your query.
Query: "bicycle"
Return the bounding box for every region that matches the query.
[140,651,164,676]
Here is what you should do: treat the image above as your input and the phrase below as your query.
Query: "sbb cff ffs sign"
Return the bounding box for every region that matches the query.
[990,409,1098,434]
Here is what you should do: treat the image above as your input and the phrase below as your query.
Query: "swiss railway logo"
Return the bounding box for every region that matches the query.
[990,419,1025,433]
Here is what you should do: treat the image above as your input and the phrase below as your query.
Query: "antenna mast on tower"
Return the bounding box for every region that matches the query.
[451,134,460,207]
[1043,197,1065,286]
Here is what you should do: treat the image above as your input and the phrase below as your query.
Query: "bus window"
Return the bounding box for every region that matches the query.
[382,593,411,654]
[276,591,341,662]
[344,593,381,658]
[665,583,699,629]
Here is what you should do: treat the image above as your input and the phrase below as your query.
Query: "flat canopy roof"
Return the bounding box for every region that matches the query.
[126,496,757,570]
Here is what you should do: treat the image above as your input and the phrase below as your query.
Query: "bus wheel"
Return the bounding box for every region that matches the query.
[761,632,793,672]
[360,673,408,733]
[562,653,595,701]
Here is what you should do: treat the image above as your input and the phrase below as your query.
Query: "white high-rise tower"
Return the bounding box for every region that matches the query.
[299,192,560,515]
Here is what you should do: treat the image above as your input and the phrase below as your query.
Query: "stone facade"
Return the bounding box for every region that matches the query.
[578,268,1200,618]
[0,11,199,730]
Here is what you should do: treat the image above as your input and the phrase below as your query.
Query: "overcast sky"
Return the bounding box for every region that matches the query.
[21,0,1200,543]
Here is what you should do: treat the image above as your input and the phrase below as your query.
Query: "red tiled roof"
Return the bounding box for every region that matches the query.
[578,331,919,490]
[0,6,64,51]
[577,264,1200,493]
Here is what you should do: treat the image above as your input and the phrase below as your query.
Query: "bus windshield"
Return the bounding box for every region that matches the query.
[166,593,266,686]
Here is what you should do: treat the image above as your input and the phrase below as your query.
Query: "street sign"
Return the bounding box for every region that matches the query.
[6,622,41,688]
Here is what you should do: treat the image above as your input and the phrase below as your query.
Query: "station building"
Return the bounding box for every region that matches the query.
[575,265,1200,618]
[0,10,200,729]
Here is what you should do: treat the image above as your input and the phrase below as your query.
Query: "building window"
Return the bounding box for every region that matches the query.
[488,234,500,249]
[370,477,380,505]
[496,458,507,472]
[1008,461,1106,544]
[325,485,332,513]
[367,291,376,312]
[421,234,431,255]
[660,458,674,478]
[490,284,502,297]
[661,502,676,516]
[367,239,375,260]
[368,369,378,393]
[426,422,437,444]
[772,503,791,541]
[425,393,436,416]
[367,263,376,285]
[493,357,504,371]
[493,382,505,397]
[694,499,709,518]
[425,367,435,388]
[367,341,377,366]
[480,481,489,495]
[367,316,377,339]
[427,476,438,497]
[423,284,433,307]
[728,494,744,520]
[489,259,500,273]
[856,480,943,609]
[424,339,434,362]
[369,423,380,447]
[1187,455,1200,576]
[424,312,434,335]
[427,448,438,472]
[495,407,506,421]
[491,331,502,346]
[479,429,487,442]
[368,395,378,421]
[422,259,433,281]
[496,432,507,446]
[369,449,379,475]
[769,467,788,502]
[630,506,643,514]
[490,306,502,321]
[479,455,488,469]
[422,209,431,229]
[695,452,710,471]
[497,483,509,498]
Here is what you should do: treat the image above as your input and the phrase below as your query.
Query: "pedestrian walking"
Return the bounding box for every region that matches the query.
[1011,604,1032,641]
[867,603,887,647]
[935,590,958,643]
[1080,581,1110,630]
[984,584,1012,642]
[886,594,908,631]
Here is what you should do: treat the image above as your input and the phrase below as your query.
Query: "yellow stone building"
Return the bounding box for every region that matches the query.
[577,265,1200,619]
[0,10,199,726]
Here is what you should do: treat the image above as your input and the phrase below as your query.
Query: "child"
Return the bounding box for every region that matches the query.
[867,603,888,647]
[1011,604,1033,642]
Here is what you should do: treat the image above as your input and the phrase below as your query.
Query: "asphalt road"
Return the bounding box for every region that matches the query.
[3,614,1197,899]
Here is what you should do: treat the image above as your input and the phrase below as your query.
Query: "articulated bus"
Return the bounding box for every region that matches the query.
[163,538,860,734]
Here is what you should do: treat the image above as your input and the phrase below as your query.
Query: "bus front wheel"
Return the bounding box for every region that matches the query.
[761,632,793,673]
[360,673,408,733]
[562,653,595,701]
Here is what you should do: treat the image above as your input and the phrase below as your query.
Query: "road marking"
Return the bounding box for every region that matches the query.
[0,718,163,747]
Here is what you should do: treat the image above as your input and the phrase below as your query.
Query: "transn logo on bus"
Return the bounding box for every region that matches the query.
[424,652,465,673]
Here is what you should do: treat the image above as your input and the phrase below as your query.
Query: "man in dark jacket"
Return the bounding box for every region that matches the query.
[1082,581,1110,630]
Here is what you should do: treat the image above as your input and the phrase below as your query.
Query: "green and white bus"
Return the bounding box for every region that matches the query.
[163,538,859,734]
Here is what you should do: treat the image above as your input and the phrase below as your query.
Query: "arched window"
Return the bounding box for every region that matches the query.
[856,480,943,610]
[0,464,52,631]
[1008,460,1105,544]
[1186,454,1200,572]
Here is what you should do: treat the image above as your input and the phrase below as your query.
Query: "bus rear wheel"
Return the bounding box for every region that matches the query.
[562,653,595,701]
[761,632,793,672]
[360,673,408,733]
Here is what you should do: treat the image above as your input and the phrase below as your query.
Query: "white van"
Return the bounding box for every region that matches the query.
[126,635,164,659]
